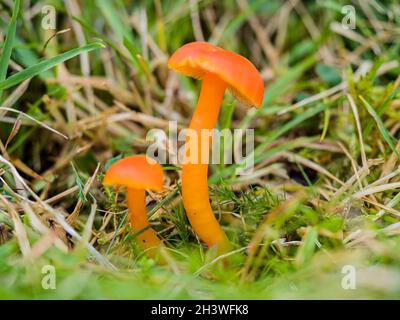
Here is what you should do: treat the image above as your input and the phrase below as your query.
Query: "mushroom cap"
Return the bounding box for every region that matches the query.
[168,41,264,108]
[103,155,163,191]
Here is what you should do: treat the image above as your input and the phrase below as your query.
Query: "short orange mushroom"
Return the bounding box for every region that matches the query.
[168,42,264,252]
[103,155,164,258]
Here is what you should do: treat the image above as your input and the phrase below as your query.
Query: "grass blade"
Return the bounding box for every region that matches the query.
[295,227,318,266]
[72,16,132,62]
[0,0,21,99]
[97,1,135,43]
[360,95,400,161]
[210,100,335,183]
[0,41,105,91]
[255,100,336,153]
[262,55,316,107]
[362,85,400,139]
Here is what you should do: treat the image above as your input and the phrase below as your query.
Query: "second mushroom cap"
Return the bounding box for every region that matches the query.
[103,155,163,191]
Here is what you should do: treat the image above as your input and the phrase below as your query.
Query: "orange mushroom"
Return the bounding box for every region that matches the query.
[168,42,264,252]
[103,155,164,258]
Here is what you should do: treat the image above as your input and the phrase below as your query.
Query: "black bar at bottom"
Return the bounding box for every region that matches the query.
[0,300,397,319]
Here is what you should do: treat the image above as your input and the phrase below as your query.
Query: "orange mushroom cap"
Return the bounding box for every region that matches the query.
[168,41,264,108]
[103,155,163,191]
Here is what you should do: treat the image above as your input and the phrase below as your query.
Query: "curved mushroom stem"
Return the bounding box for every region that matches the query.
[182,73,230,252]
[126,187,163,256]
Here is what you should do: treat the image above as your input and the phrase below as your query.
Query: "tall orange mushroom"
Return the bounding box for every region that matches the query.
[168,42,264,252]
[103,155,164,258]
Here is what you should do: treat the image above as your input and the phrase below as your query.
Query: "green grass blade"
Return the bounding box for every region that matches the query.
[262,55,316,107]
[210,100,335,183]
[362,85,400,139]
[97,1,135,43]
[123,36,144,72]
[0,0,21,99]
[72,16,132,62]
[255,100,335,153]
[295,227,318,266]
[13,36,53,80]
[360,95,400,161]
[0,41,105,91]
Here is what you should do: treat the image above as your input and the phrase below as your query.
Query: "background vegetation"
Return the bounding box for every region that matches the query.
[1,0,400,299]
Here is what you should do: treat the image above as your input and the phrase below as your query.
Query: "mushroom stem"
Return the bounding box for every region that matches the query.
[182,72,230,252]
[126,187,162,253]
